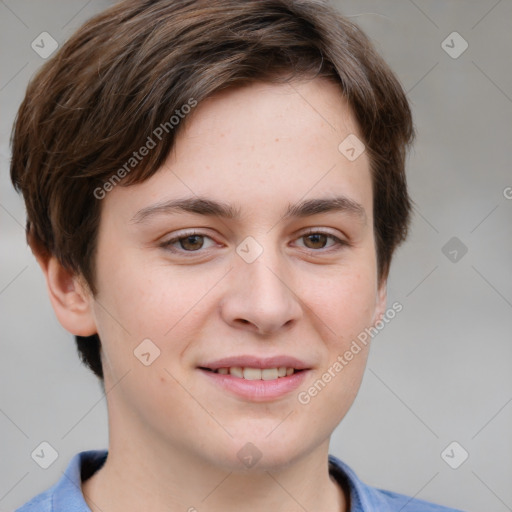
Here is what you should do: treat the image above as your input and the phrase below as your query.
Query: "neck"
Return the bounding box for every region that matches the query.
[82,438,347,512]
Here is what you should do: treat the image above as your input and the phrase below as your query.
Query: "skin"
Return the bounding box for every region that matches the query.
[36,77,387,512]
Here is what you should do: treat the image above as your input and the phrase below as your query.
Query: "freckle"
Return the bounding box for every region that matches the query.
[275,138,279,142]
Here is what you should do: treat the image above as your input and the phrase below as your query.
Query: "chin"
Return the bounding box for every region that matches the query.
[207,431,307,473]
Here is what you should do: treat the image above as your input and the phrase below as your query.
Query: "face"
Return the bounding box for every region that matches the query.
[82,78,386,470]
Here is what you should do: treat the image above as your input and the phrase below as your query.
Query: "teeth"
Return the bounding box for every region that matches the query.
[261,368,278,380]
[243,367,262,380]
[213,366,297,380]
[230,366,244,378]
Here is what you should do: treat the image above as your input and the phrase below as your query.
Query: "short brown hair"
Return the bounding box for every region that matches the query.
[10,0,414,381]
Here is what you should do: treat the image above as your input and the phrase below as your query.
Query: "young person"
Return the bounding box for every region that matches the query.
[10,1,465,510]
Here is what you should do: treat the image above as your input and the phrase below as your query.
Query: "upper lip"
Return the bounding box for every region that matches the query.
[198,355,311,371]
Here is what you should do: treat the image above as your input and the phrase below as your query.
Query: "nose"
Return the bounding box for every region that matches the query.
[220,248,303,336]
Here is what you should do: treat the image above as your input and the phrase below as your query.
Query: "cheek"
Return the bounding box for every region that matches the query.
[306,265,378,343]
[297,270,378,418]
[91,246,221,372]
[93,242,182,330]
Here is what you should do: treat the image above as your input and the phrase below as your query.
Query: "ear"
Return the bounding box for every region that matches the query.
[372,280,388,325]
[31,240,97,337]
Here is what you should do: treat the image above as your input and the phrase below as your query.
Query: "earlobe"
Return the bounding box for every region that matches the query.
[34,251,98,337]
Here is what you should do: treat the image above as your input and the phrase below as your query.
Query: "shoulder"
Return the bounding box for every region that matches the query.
[328,454,466,512]
[15,489,53,512]
[369,487,465,512]
[15,450,108,512]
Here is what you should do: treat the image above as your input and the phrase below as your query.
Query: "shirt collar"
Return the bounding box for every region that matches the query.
[52,450,107,512]
[329,453,382,511]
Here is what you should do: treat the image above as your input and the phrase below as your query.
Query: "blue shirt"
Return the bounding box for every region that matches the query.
[16,450,465,511]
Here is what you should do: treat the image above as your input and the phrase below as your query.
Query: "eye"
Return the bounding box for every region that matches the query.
[159,228,348,257]
[294,229,347,251]
[160,231,216,253]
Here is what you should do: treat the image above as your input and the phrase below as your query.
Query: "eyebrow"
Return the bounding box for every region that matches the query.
[130,195,367,224]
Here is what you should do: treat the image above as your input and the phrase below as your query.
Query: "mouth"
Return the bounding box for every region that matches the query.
[196,355,312,401]
[198,366,309,401]
[198,366,305,380]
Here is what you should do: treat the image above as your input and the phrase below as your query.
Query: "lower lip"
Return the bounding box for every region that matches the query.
[198,369,309,402]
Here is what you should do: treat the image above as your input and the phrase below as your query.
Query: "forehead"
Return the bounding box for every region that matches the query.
[181,77,361,151]
[102,77,372,225]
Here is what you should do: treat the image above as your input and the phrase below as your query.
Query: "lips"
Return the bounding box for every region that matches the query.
[197,355,311,371]
[198,358,311,401]
[197,355,312,400]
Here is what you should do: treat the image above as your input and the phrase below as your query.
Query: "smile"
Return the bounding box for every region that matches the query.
[200,366,301,380]
[198,367,309,401]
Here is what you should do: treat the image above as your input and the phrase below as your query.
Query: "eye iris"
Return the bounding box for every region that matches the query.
[180,235,204,251]
[304,233,327,249]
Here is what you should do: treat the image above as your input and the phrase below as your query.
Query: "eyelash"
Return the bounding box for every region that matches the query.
[159,228,349,256]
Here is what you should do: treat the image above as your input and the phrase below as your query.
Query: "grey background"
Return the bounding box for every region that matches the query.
[1,1,511,511]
